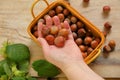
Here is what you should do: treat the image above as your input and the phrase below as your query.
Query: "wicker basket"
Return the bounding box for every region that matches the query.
[27,0,105,64]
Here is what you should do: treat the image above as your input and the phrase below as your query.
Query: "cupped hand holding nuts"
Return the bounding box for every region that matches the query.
[37,15,71,47]
[37,15,84,68]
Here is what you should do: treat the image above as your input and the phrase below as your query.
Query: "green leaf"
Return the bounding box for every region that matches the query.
[0,41,10,58]
[0,60,7,76]
[18,60,29,72]
[32,60,60,77]
[12,76,26,80]
[3,63,12,77]
[11,63,26,77]
[3,62,12,77]
[6,43,30,63]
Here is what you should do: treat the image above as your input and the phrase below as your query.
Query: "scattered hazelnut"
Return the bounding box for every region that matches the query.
[103,6,111,13]
[103,45,112,53]
[108,40,116,50]
[104,22,112,31]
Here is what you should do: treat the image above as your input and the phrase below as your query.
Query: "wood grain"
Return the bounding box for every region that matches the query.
[0,0,120,79]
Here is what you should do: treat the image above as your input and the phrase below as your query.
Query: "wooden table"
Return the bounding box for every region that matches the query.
[0,0,120,80]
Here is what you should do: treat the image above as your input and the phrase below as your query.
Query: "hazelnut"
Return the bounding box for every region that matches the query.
[103,6,111,13]
[55,6,63,14]
[45,34,55,45]
[79,45,86,52]
[84,36,92,45]
[77,21,84,29]
[95,37,101,44]
[87,47,93,55]
[48,10,56,17]
[58,28,69,39]
[41,27,50,37]
[91,40,99,49]
[75,38,83,46]
[77,28,86,38]
[70,24,77,32]
[108,40,116,50]
[33,31,38,38]
[54,36,65,47]
[58,13,65,22]
[63,9,70,16]
[70,16,77,23]
[103,45,112,53]
[50,26,59,35]
[104,22,112,31]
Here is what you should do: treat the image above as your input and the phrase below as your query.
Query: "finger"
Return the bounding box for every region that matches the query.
[68,32,74,40]
[63,20,70,29]
[52,16,61,28]
[38,22,43,37]
[64,21,74,40]
[37,37,49,53]
[46,15,52,28]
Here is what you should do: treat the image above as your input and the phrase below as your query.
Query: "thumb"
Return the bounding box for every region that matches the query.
[37,38,49,52]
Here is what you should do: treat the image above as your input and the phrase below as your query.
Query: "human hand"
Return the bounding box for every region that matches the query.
[37,15,84,69]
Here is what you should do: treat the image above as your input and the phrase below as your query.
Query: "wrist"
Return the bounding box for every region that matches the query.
[60,61,104,80]
[60,60,86,73]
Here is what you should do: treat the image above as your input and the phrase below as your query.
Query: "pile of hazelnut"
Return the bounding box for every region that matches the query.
[31,3,101,58]
[31,0,117,59]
